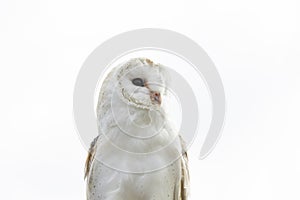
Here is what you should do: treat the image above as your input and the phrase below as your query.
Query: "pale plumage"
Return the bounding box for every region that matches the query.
[85,58,189,200]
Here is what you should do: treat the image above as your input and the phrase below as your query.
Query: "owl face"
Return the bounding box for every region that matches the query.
[116,59,167,109]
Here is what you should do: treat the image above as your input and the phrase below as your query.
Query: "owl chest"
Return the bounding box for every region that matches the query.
[89,159,181,200]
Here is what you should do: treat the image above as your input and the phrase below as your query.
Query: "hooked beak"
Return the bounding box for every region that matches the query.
[150,91,161,105]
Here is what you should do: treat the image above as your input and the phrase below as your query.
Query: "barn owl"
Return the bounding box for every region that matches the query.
[84,58,189,200]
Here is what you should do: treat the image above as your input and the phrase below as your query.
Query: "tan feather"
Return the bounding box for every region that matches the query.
[84,136,99,180]
[179,136,190,200]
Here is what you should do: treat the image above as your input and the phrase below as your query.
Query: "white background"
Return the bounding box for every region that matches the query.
[1,0,300,199]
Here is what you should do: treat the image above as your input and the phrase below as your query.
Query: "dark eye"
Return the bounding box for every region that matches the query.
[132,78,145,87]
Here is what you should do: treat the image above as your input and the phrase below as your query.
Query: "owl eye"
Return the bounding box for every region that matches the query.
[132,78,145,87]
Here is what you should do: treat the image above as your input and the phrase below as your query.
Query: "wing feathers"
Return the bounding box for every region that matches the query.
[179,136,190,200]
[84,135,99,179]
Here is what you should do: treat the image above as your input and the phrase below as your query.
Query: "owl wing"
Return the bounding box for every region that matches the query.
[177,135,190,200]
[84,135,99,179]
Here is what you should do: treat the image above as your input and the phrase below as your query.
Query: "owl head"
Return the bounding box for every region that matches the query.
[115,58,169,110]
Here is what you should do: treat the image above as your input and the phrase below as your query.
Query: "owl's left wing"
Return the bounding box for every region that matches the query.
[177,136,190,200]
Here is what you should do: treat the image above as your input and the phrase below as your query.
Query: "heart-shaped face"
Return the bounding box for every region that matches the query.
[116,58,168,109]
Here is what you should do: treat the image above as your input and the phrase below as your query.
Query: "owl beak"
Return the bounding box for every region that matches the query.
[150,91,161,105]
